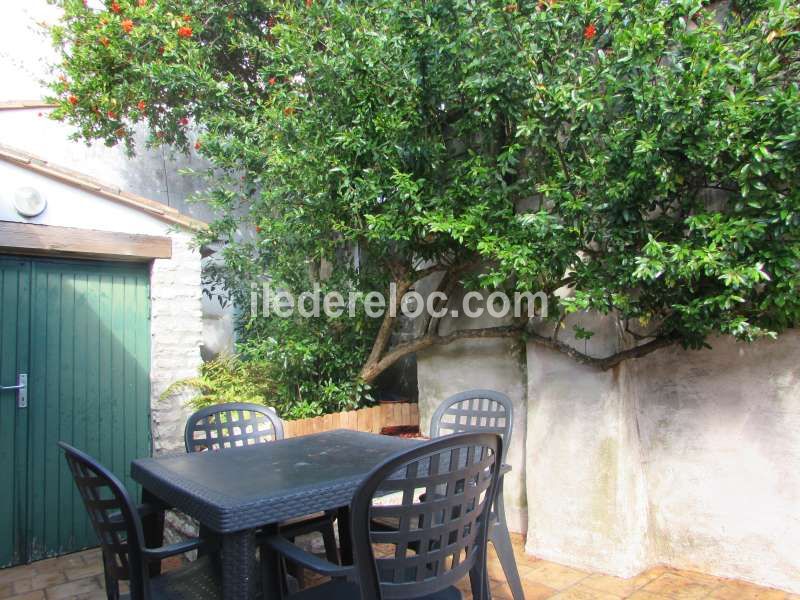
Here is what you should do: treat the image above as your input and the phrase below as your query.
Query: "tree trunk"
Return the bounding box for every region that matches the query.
[358,278,411,383]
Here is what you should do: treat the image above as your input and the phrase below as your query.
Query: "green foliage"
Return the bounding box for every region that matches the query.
[162,349,370,420]
[161,355,275,410]
[238,317,374,418]
[50,0,800,380]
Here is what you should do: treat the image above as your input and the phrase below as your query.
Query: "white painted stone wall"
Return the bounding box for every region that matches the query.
[418,338,528,535]
[149,232,204,456]
[521,313,650,577]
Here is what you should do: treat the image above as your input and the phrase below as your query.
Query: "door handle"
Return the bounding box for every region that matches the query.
[0,373,27,408]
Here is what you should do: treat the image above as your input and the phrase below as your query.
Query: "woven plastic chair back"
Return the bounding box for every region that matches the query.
[430,390,513,462]
[184,402,285,453]
[59,442,147,600]
[350,433,502,599]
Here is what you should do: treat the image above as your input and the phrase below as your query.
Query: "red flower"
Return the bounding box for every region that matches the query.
[255,225,262,233]
[137,100,146,111]
[306,0,312,7]
[283,106,295,116]
[100,36,110,47]
[179,116,189,126]
[110,1,121,14]
[194,141,202,150]
[583,23,597,41]
[107,109,118,119]
[138,0,147,6]
[121,19,134,33]
[177,26,193,38]
[269,77,277,86]
[182,14,191,22]
[227,13,234,21]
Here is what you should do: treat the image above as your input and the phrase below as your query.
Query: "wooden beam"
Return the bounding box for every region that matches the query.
[0,221,172,261]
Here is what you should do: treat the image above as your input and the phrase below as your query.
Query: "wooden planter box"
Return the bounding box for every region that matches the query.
[283,402,419,438]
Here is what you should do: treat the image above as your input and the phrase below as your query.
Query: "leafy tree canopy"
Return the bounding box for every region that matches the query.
[49,0,800,409]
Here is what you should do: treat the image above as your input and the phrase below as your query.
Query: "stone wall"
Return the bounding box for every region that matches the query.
[148,231,205,543]
[149,231,204,456]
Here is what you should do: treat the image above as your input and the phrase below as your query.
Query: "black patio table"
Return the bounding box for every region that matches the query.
[130,429,418,600]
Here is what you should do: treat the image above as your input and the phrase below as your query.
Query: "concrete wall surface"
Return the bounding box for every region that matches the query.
[415,278,529,535]
[419,321,800,593]
[524,328,800,593]
[633,332,800,593]
[418,338,528,534]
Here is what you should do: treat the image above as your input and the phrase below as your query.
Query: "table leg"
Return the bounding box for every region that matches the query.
[141,488,165,577]
[337,507,353,565]
[259,524,284,599]
[222,530,257,600]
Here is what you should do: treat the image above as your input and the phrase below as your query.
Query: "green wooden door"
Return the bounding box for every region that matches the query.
[0,258,31,567]
[0,256,152,567]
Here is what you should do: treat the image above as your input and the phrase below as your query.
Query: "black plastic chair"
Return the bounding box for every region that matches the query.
[184,402,285,452]
[185,403,339,568]
[59,441,223,600]
[259,432,502,600]
[430,390,524,600]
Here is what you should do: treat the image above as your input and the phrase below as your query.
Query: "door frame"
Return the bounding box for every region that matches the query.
[0,253,154,566]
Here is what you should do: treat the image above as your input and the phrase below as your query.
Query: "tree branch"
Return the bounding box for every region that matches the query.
[360,320,676,383]
[361,279,412,373]
[524,331,676,370]
[360,324,525,383]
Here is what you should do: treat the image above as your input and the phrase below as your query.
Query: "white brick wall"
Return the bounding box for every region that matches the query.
[147,231,204,543]
[149,231,204,456]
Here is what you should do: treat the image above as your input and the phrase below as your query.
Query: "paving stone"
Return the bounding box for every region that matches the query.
[1,542,798,600]
[626,591,669,600]
[639,572,717,599]
[549,584,625,599]
[492,579,556,600]
[31,557,83,575]
[3,592,45,600]
[44,577,102,600]
[63,562,104,583]
[581,571,658,597]
[709,580,791,599]
[12,572,66,596]
[523,560,591,590]
[0,566,38,587]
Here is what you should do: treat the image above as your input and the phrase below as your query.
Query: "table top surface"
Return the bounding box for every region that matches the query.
[131,429,419,533]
